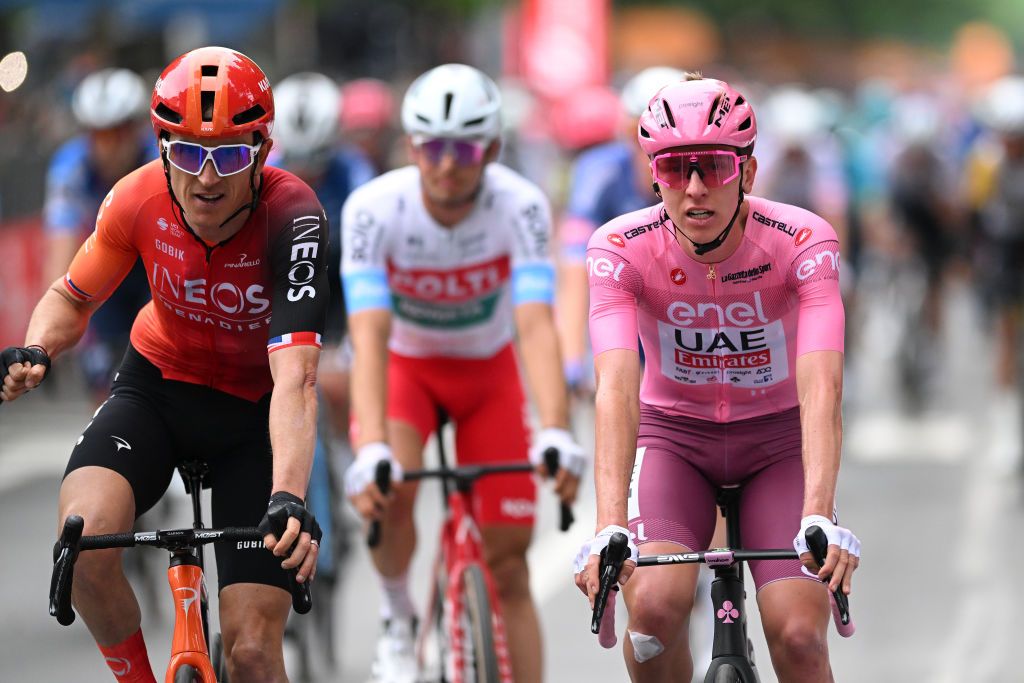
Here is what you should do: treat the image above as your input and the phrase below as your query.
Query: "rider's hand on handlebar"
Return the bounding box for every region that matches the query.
[793,514,861,595]
[573,525,638,608]
[344,442,402,520]
[1,345,51,402]
[258,491,323,583]
[529,427,587,505]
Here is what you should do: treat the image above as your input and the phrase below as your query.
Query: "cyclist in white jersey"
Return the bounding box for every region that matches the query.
[572,74,861,682]
[342,63,585,683]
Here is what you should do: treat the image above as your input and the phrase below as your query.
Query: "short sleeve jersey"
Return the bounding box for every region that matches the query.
[62,160,329,401]
[587,196,844,422]
[341,163,555,358]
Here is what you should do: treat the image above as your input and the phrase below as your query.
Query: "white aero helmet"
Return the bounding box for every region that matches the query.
[274,72,341,157]
[620,66,686,118]
[72,68,148,130]
[976,75,1024,135]
[401,63,501,140]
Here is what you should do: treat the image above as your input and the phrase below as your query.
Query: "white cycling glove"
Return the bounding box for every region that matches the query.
[343,442,403,498]
[530,427,588,478]
[573,525,639,575]
[793,514,861,558]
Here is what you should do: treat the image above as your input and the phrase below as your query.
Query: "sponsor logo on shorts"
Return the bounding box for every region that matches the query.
[500,498,536,519]
[237,540,264,550]
[111,436,132,452]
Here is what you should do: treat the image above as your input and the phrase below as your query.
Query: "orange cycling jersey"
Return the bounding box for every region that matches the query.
[63,160,329,401]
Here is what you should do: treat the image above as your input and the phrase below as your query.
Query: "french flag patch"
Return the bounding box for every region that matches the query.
[267,331,322,353]
[63,275,93,302]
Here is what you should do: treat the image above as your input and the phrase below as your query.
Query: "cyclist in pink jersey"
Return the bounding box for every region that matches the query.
[572,74,861,682]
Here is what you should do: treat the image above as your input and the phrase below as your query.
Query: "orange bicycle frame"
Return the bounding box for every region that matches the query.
[165,560,217,682]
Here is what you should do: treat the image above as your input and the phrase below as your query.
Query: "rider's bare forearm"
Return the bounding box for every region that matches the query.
[796,351,844,518]
[268,345,320,498]
[515,302,569,429]
[593,350,641,530]
[24,285,93,357]
[348,309,391,447]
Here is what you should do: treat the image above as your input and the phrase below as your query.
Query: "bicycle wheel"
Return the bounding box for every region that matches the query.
[458,563,501,683]
[211,634,229,682]
[419,566,449,682]
[172,664,203,683]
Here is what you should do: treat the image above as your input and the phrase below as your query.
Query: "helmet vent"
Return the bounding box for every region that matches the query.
[155,102,183,124]
[233,104,266,126]
[201,91,215,122]
[735,95,745,106]
[463,116,484,127]
[639,125,652,139]
[443,92,454,120]
[662,99,676,128]
[201,65,219,77]
[707,94,723,126]
[737,117,752,131]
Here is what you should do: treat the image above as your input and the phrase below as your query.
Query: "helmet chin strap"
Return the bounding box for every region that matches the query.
[674,183,745,257]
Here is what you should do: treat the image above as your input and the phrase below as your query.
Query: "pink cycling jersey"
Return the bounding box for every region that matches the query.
[587,196,844,422]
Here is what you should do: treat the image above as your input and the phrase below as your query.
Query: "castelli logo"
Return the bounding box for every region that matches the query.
[608,234,625,248]
[795,227,813,246]
[670,268,687,285]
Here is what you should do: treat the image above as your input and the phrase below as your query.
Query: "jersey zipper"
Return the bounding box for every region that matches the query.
[707,261,726,421]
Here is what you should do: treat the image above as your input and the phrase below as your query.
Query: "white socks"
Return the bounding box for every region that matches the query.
[379,571,417,621]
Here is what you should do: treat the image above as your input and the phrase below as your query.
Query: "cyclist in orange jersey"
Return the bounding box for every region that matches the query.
[2,47,328,683]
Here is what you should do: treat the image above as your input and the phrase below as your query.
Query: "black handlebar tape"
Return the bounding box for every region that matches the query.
[591,532,630,634]
[287,568,313,615]
[367,459,392,548]
[806,525,851,624]
[49,515,85,626]
[541,446,575,531]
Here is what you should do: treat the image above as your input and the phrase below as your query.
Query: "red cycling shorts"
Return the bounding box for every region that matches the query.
[385,344,535,527]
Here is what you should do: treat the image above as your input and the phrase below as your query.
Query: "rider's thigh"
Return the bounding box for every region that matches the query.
[622,541,700,640]
[756,578,830,659]
[59,466,136,535]
[219,583,290,678]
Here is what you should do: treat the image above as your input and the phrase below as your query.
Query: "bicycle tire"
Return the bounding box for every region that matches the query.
[711,663,742,683]
[212,634,228,683]
[459,563,501,683]
[172,664,203,683]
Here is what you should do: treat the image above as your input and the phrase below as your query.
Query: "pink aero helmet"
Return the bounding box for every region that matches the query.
[637,77,756,156]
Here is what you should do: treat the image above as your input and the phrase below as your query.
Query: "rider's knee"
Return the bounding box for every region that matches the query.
[768,619,828,666]
[628,586,691,642]
[227,634,283,682]
[486,552,530,602]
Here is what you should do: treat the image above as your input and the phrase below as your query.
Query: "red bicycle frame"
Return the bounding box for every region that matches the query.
[427,486,514,683]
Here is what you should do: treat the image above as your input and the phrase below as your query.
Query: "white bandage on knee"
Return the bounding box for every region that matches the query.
[628,630,665,663]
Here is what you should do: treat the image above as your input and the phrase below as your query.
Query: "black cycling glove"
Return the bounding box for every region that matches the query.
[257,491,323,545]
[1,345,51,400]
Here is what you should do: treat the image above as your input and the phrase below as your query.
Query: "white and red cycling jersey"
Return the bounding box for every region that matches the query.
[340,163,555,357]
[587,196,844,423]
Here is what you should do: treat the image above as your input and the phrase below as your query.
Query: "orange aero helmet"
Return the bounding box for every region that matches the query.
[151,46,274,140]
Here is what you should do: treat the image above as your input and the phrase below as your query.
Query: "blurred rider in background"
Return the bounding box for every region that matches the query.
[43,68,155,401]
[966,75,1024,471]
[339,77,399,176]
[555,67,685,395]
[273,71,376,438]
